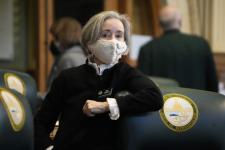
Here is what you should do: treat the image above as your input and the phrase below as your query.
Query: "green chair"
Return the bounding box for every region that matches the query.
[148,76,179,87]
[0,87,33,150]
[119,87,225,150]
[0,69,42,115]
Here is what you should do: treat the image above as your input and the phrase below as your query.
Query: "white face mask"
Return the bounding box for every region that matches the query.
[89,39,127,64]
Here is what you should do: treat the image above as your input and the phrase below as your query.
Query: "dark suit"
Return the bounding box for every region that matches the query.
[138,29,218,92]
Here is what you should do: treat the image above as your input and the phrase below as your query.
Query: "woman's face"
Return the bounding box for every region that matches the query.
[100,18,125,42]
[88,18,127,65]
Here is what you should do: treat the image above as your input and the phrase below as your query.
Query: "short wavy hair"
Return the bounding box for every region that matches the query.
[81,11,131,54]
[50,17,82,49]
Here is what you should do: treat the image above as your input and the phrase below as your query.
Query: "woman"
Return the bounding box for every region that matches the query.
[48,17,86,88]
[34,11,163,150]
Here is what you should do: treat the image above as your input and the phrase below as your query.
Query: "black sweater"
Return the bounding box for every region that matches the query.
[34,62,163,150]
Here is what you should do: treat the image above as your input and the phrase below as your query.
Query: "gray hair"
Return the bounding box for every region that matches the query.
[81,11,131,54]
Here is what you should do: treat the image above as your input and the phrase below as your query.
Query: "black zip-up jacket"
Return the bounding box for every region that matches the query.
[34,62,163,150]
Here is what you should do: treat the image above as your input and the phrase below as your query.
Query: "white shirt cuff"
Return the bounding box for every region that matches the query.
[46,145,54,150]
[106,98,120,120]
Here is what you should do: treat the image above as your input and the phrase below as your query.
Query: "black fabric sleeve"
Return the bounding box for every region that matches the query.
[34,71,66,150]
[116,65,163,115]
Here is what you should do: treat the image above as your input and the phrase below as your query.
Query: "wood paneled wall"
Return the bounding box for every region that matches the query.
[214,53,225,81]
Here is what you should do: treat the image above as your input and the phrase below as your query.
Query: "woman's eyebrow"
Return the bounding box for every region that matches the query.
[116,30,124,34]
[101,29,110,32]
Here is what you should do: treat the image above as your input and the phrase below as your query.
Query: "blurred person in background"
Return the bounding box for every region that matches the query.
[48,17,87,88]
[138,5,218,92]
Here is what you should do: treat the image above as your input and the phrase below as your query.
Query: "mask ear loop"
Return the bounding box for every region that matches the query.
[86,42,94,62]
[86,44,95,62]
[87,52,95,63]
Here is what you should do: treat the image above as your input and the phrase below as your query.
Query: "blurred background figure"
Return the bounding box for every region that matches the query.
[48,17,87,88]
[137,5,218,92]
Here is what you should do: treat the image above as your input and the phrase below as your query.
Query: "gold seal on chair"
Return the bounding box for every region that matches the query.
[0,88,26,132]
[159,93,198,132]
[4,73,26,95]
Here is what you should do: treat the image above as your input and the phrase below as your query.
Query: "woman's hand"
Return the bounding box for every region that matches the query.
[82,100,109,117]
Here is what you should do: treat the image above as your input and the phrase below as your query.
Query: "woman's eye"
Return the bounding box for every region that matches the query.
[101,33,107,38]
[101,31,112,38]
[116,34,124,40]
[116,35,122,38]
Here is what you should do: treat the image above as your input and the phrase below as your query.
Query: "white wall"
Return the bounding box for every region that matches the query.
[0,0,14,60]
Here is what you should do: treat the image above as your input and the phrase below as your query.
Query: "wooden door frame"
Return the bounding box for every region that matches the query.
[37,0,54,93]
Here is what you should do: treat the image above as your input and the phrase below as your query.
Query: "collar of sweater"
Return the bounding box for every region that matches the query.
[88,60,116,76]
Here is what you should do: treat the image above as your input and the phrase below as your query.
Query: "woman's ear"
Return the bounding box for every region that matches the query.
[87,45,93,54]
[86,44,93,57]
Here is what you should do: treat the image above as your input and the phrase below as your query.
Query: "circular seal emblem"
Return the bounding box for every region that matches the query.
[0,88,25,132]
[160,93,198,132]
[4,73,26,95]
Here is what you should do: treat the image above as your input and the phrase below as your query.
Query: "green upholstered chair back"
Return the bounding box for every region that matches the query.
[0,69,41,115]
[0,88,33,150]
[119,87,225,150]
[149,76,179,87]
